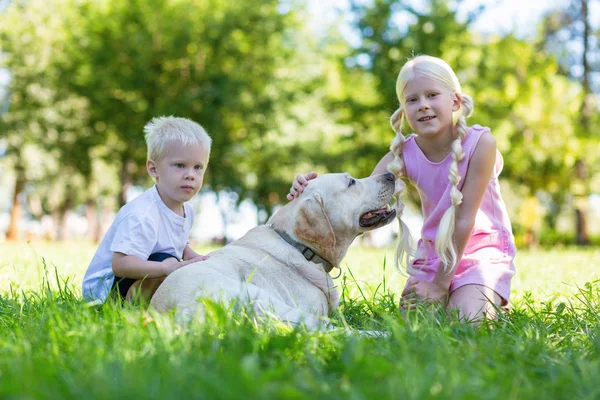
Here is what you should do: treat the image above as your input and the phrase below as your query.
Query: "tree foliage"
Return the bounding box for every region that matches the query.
[1,0,599,240]
[52,0,301,208]
[338,0,596,212]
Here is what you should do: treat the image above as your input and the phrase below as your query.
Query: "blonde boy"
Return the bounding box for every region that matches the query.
[82,117,212,304]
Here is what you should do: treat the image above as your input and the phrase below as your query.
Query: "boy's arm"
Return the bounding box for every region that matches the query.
[112,252,194,279]
[182,243,210,262]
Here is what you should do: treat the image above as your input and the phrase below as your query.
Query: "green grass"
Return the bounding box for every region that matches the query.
[0,241,599,399]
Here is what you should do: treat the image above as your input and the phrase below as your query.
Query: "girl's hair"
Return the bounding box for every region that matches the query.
[144,116,212,163]
[387,55,474,274]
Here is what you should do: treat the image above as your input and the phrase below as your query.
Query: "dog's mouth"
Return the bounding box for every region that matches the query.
[359,205,397,228]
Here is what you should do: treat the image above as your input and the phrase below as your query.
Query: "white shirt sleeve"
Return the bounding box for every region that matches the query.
[109,213,158,261]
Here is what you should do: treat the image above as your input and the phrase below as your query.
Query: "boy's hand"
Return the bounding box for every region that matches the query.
[186,255,210,263]
[161,257,207,275]
[161,257,183,275]
[286,172,318,201]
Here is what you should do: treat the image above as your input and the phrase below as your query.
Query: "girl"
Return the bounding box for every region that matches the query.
[287,55,516,322]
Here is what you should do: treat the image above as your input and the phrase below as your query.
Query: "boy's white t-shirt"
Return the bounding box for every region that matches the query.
[82,185,194,303]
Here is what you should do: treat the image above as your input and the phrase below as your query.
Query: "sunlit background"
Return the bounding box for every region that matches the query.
[1,0,599,248]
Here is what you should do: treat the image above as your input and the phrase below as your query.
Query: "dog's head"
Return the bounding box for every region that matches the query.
[270,173,397,267]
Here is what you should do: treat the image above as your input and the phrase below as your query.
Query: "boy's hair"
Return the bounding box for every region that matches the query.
[144,116,212,162]
[387,55,474,275]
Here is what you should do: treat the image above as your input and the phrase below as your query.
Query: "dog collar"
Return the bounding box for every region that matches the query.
[270,226,335,274]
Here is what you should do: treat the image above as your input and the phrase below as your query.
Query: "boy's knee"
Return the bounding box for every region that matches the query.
[126,276,167,304]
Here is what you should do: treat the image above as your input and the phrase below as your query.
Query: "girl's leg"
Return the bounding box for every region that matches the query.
[447,284,502,322]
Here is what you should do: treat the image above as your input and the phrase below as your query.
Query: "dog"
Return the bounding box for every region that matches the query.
[150,172,397,329]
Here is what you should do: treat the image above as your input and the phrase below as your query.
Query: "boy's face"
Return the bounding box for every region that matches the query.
[147,141,209,214]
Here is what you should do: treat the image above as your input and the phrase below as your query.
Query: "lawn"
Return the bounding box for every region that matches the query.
[0,241,599,399]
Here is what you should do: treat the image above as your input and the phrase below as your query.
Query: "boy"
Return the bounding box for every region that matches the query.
[82,116,212,305]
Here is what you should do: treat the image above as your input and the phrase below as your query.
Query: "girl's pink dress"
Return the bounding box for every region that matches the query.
[403,125,516,303]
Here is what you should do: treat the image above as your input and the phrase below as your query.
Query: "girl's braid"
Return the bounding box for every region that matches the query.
[387,107,413,273]
[435,94,474,272]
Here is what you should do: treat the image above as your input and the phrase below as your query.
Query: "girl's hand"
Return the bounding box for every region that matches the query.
[400,277,449,308]
[286,172,318,201]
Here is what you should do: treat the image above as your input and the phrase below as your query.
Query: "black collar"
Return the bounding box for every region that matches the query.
[270,226,335,273]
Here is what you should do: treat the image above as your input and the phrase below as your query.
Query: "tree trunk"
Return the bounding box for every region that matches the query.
[217,191,230,245]
[118,159,134,208]
[575,209,590,245]
[51,210,61,241]
[573,0,591,245]
[56,188,75,241]
[580,0,594,128]
[94,196,113,243]
[573,160,590,246]
[580,0,590,95]
[86,198,100,242]
[6,161,26,241]
[56,209,68,241]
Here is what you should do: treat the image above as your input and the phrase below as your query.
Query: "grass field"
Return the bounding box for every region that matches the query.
[1,241,599,399]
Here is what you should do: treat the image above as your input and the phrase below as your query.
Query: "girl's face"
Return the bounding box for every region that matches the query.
[401,76,460,139]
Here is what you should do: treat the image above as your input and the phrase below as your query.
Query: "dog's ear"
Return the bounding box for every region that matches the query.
[293,194,336,249]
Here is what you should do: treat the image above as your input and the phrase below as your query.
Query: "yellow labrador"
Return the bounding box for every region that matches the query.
[150,173,397,329]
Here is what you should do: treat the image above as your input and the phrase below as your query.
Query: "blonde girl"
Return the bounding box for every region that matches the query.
[288,55,516,322]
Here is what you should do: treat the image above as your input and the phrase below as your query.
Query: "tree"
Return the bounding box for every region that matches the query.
[0,0,96,240]
[54,0,300,208]
[539,0,600,243]
[469,35,585,217]
[2,0,309,239]
[319,0,480,180]
[331,0,591,235]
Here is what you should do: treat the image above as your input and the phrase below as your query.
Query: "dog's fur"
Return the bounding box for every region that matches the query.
[150,173,397,329]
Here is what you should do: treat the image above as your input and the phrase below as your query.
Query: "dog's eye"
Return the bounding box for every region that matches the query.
[348,178,356,187]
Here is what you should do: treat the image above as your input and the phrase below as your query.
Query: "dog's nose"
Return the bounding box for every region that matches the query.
[383,173,394,182]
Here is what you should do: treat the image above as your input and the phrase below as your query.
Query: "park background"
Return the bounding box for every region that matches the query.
[1,0,600,250]
[1,1,600,399]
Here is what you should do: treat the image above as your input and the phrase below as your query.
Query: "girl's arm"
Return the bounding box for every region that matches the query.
[433,131,498,289]
[288,150,397,201]
[371,151,395,175]
[287,172,318,200]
